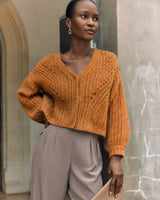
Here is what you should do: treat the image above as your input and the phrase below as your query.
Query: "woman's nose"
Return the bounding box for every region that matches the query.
[87,18,94,26]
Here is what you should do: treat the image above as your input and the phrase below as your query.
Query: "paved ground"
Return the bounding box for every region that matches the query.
[0,192,30,200]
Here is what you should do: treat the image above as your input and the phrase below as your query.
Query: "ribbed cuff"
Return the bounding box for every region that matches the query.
[106,145,126,159]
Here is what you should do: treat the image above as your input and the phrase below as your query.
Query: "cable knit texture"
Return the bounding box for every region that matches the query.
[17,48,130,158]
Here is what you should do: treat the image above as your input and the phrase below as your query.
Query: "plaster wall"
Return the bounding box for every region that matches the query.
[117,1,160,199]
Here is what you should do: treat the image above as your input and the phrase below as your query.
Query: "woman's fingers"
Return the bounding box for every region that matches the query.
[109,174,123,197]
[114,174,123,197]
[109,176,116,196]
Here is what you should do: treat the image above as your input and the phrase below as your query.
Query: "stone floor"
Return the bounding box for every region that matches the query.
[0,192,30,200]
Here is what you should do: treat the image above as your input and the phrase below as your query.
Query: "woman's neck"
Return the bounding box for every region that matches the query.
[69,39,92,60]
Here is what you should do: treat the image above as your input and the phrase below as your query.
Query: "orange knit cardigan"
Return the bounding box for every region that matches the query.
[17,49,130,158]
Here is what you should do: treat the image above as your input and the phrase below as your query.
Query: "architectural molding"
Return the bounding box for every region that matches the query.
[0,0,30,193]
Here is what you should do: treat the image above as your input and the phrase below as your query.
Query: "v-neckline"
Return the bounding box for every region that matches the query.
[56,48,97,78]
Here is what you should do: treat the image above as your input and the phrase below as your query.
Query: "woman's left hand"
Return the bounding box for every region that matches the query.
[108,155,123,198]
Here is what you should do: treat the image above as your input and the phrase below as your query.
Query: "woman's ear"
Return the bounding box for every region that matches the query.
[66,17,71,29]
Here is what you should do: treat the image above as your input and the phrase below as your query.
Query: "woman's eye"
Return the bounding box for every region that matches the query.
[93,17,99,21]
[81,14,87,18]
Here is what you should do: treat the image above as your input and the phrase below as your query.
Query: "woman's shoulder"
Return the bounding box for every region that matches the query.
[32,52,60,73]
[38,52,60,64]
[95,49,119,71]
[95,48,118,60]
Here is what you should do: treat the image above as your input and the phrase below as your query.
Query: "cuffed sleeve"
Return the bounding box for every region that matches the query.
[104,56,130,158]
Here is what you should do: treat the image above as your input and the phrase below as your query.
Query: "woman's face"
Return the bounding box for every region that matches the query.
[67,0,99,41]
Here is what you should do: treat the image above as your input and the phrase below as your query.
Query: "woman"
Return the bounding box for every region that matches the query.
[17,0,130,199]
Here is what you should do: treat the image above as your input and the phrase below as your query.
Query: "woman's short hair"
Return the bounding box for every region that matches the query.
[66,0,96,19]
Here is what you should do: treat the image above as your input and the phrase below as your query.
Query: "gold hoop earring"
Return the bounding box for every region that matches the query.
[69,28,72,35]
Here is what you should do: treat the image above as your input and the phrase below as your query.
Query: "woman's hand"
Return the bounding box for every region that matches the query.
[108,155,123,198]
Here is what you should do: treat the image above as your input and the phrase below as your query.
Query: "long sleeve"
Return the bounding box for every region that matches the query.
[17,60,45,123]
[104,56,130,158]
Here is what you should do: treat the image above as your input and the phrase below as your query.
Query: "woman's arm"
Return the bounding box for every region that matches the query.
[104,55,130,198]
[17,59,46,123]
[104,67,130,158]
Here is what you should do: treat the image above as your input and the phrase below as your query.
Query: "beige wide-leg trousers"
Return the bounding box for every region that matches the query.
[31,125,103,200]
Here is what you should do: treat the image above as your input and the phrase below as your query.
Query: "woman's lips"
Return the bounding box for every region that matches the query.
[85,30,95,34]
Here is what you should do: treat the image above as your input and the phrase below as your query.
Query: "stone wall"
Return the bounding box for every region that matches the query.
[117,1,160,199]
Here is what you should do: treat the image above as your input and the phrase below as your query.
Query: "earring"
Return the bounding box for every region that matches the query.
[69,27,72,35]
